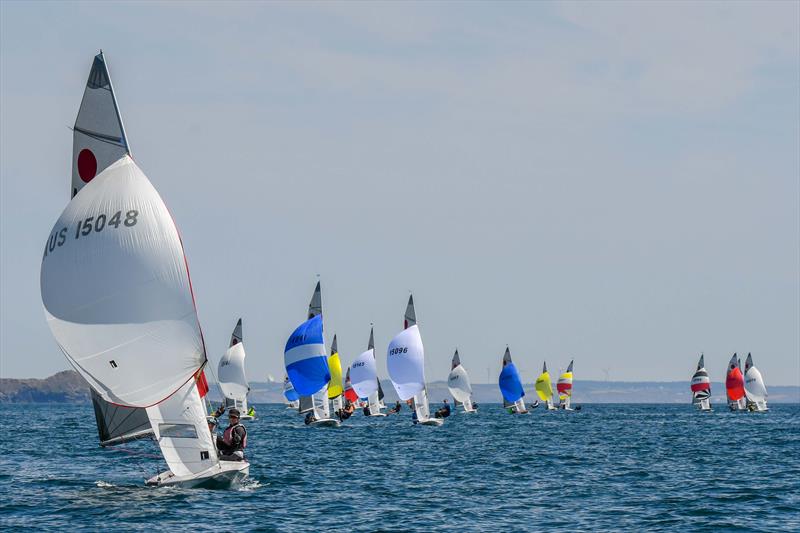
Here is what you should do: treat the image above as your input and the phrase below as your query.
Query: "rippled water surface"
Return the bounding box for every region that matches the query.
[1,403,799,531]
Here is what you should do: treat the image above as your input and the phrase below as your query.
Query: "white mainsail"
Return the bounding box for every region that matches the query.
[218,318,250,415]
[447,350,475,412]
[72,52,130,199]
[744,353,768,412]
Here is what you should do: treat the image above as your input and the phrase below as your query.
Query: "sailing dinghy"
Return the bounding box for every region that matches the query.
[328,335,345,415]
[285,282,338,427]
[41,53,247,488]
[690,354,712,411]
[387,295,442,426]
[726,353,747,411]
[743,353,768,412]
[350,327,386,417]
[447,350,476,413]
[535,362,556,410]
[557,361,575,410]
[283,375,300,409]
[218,318,254,420]
[499,348,528,414]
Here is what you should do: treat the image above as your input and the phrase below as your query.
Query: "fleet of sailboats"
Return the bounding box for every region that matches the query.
[41,52,248,488]
[39,51,777,489]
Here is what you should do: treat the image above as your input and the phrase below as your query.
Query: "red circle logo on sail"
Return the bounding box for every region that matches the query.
[77,149,98,183]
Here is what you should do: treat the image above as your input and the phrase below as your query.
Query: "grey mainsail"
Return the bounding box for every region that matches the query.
[91,388,153,447]
[308,281,322,319]
[404,294,416,329]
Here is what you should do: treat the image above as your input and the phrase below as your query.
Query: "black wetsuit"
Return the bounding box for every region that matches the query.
[434,404,451,418]
[217,423,246,460]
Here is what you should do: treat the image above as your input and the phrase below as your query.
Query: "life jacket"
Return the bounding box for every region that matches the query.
[223,422,247,449]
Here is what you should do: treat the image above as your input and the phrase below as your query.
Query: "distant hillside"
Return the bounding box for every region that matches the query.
[0,370,90,403]
[2,371,798,404]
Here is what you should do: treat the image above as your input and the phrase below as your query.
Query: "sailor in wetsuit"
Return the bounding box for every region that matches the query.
[217,408,247,461]
[434,399,451,418]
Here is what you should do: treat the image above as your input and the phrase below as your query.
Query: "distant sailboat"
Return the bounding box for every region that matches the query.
[726,354,747,411]
[350,332,386,417]
[690,354,712,411]
[387,295,442,426]
[328,335,345,414]
[218,318,254,420]
[368,326,387,410]
[744,353,768,412]
[447,350,476,413]
[285,282,338,427]
[535,362,556,410]
[283,375,299,409]
[42,53,247,488]
[557,360,574,410]
[343,367,360,407]
[499,347,527,414]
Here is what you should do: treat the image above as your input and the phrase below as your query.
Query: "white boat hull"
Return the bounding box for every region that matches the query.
[417,418,444,426]
[310,418,341,428]
[146,460,249,489]
[367,413,387,417]
[239,415,254,421]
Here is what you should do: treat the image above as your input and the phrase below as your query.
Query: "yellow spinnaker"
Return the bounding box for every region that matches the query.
[328,352,343,398]
[535,370,553,401]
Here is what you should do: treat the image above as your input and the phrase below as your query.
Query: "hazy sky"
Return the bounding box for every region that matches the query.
[1,1,798,386]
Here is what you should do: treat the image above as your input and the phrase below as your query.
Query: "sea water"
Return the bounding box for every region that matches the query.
[1,403,798,531]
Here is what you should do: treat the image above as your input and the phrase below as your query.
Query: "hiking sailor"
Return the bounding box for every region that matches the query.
[217,408,247,461]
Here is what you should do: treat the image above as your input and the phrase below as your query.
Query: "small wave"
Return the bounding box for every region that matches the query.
[95,480,114,488]
[238,478,263,492]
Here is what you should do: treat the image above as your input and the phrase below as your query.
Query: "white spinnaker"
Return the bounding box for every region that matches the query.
[72,52,130,198]
[146,378,218,477]
[218,342,249,406]
[41,156,204,407]
[447,365,473,404]
[744,367,768,405]
[350,349,379,398]
[387,325,425,401]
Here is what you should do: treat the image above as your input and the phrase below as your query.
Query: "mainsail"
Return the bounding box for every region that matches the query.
[91,388,152,447]
[557,360,574,409]
[690,354,712,411]
[498,347,526,413]
[72,52,130,199]
[535,362,555,410]
[725,353,746,411]
[447,349,475,412]
[743,353,768,412]
[218,318,250,412]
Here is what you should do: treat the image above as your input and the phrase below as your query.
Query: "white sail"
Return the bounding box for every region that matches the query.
[744,353,768,412]
[41,156,204,408]
[72,52,130,198]
[350,349,379,398]
[387,325,425,401]
[218,343,249,412]
[146,378,218,477]
[448,365,474,409]
[413,389,432,421]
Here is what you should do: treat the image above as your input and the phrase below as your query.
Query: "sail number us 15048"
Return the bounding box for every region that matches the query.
[43,209,140,259]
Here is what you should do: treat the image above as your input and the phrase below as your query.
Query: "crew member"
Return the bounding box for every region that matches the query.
[434,399,451,418]
[217,408,247,461]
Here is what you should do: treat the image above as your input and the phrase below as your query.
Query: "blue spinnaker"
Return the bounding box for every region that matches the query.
[284,314,330,396]
[499,362,525,403]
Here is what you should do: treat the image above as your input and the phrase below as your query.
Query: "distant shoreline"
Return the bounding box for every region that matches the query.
[2,370,798,404]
